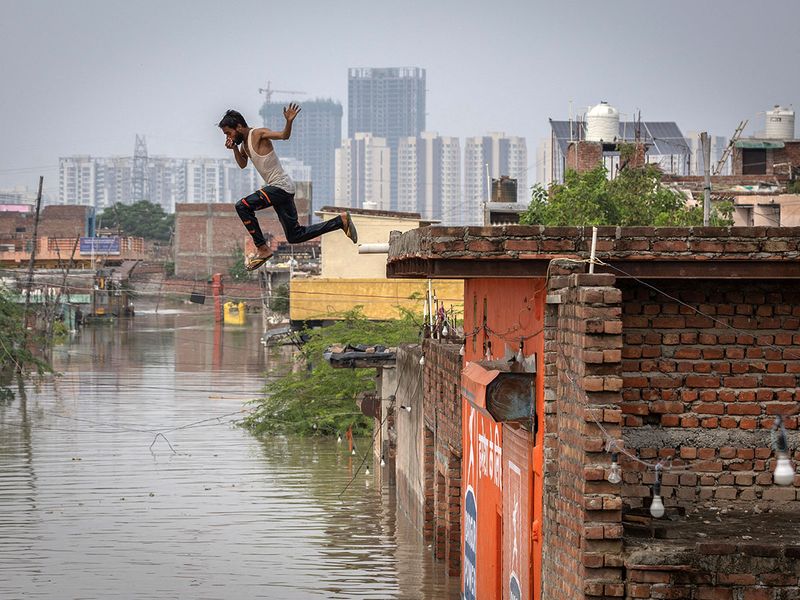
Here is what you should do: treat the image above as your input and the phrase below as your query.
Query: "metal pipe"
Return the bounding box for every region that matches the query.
[589,226,598,273]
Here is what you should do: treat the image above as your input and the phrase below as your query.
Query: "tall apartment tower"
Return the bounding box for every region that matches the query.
[464,133,528,224]
[348,67,426,209]
[685,131,729,176]
[260,98,343,213]
[334,133,391,211]
[59,156,100,208]
[397,132,462,223]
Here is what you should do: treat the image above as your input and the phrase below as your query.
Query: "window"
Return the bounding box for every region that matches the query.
[741,149,767,175]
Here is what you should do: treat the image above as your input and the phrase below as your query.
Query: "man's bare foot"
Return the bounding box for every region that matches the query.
[341,211,358,244]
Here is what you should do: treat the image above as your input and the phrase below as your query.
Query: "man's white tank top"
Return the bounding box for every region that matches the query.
[246,129,295,194]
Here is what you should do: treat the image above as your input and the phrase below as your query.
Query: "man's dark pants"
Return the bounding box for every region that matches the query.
[235,185,343,248]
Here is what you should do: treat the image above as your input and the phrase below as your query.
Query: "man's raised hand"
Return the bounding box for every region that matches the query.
[284,102,301,122]
[225,137,235,150]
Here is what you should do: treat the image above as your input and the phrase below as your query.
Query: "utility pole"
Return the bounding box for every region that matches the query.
[701,132,711,226]
[21,176,44,368]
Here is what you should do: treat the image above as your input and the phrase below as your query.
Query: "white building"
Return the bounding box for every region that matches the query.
[397,132,462,223]
[684,131,729,176]
[334,133,391,210]
[58,156,100,208]
[58,154,311,212]
[536,138,552,188]
[464,133,528,224]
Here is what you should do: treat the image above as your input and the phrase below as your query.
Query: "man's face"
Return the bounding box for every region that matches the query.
[222,125,244,145]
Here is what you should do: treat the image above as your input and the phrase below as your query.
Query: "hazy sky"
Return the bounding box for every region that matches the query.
[2,0,798,196]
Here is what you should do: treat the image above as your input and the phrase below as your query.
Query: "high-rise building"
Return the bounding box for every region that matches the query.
[59,156,99,208]
[260,98,342,215]
[58,153,311,212]
[463,133,528,223]
[348,67,426,208]
[397,132,462,223]
[347,67,426,142]
[685,131,729,176]
[334,133,391,211]
[536,138,552,188]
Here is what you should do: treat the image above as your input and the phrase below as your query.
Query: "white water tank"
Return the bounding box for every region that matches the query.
[765,105,795,139]
[586,101,620,142]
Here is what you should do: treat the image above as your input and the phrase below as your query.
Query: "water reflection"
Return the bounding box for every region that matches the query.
[0,309,458,599]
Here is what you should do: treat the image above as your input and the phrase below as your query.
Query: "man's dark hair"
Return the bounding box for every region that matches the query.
[218,109,248,129]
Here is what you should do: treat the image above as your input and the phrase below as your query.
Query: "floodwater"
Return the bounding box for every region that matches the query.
[0,309,458,599]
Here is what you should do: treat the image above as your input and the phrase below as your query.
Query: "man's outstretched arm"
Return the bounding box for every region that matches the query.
[261,102,301,141]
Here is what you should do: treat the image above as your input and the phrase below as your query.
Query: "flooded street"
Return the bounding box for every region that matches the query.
[0,310,458,599]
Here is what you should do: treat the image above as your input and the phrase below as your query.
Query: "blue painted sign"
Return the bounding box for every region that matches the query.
[463,486,477,600]
[80,237,120,255]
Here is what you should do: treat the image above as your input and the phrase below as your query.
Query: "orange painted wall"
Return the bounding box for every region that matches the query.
[461,278,546,600]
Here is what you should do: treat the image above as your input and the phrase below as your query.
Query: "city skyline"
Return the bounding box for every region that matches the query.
[3,1,797,198]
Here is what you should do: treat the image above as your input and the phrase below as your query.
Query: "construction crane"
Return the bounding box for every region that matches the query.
[258,81,306,104]
[713,120,748,175]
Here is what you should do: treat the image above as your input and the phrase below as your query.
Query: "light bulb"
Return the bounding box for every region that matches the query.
[485,346,492,361]
[380,456,386,467]
[419,355,425,366]
[401,405,412,413]
[649,494,665,519]
[459,345,465,357]
[312,423,317,430]
[442,326,449,337]
[515,348,524,363]
[365,466,370,476]
[351,448,356,456]
[337,435,342,444]
[608,459,622,485]
[774,454,796,486]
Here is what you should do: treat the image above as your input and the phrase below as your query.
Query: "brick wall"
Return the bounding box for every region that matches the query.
[388,226,800,272]
[565,141,604,174]
[542,263,625,600]
[174,198,310,278]
[422,339,463,575]
[620,280,800,511]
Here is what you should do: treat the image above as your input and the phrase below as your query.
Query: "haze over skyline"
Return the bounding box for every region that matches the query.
[2,0,798,196]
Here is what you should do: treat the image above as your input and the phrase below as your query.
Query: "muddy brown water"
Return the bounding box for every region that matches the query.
[0,310,458,599]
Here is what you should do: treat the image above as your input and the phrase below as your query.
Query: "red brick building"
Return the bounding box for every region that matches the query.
[174,184,310,278]
[387,225,800,600]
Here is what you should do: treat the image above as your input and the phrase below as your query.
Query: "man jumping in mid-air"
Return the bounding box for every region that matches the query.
[219,104,357,270]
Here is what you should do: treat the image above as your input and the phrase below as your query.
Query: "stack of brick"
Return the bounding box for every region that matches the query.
[542,263,625,600]
[422,339,463,576]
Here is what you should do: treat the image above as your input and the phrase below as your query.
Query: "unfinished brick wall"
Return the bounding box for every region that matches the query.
[565,141,604,174]
[543,265,625,600]
[620,280,800,511]
[422,339,463,576]
[174,198,309,278]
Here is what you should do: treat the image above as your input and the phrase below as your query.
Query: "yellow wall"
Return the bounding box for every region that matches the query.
[290,278,464,321]
[318,210,424,279]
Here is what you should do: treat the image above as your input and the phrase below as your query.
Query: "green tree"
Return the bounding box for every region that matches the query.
[100,200,174,241]
[242,308,420,437]
[228,246,249,282]
[520,162,734,227]
[269,282,289,314]
[0,289,50,400]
